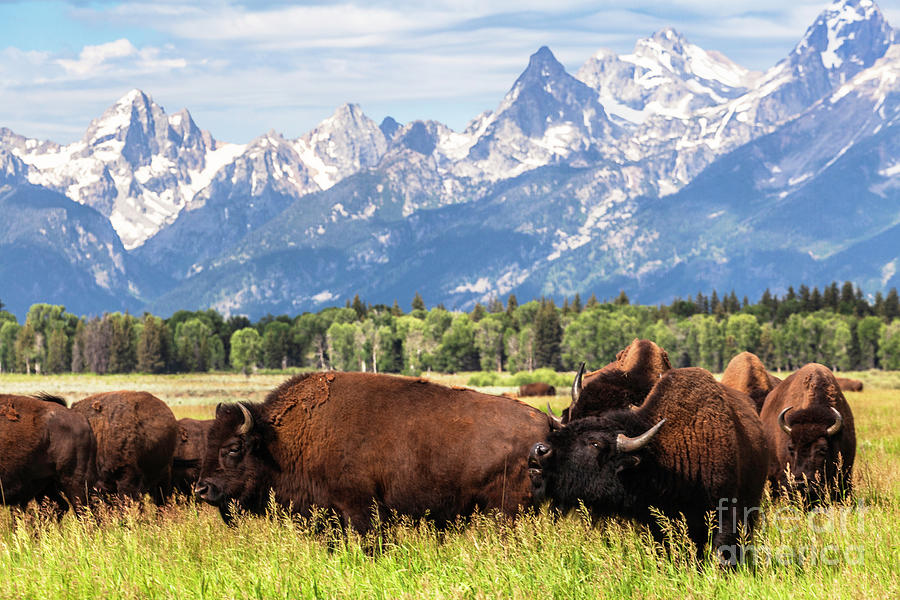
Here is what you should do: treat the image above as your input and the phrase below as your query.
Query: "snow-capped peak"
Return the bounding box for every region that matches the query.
[791,0,893,74]
[292,103,387,190]
[578,28,756,124]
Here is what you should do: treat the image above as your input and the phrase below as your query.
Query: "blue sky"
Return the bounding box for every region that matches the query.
[2,0,899,143]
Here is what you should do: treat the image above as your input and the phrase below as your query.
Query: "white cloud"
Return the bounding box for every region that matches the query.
[57,39,138,77]
[0,0,896,143]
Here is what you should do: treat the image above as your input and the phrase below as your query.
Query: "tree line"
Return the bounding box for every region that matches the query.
[1,282,899,376]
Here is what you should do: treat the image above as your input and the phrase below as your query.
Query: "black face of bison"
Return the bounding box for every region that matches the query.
[195,403,274,522]
[529,414,660,515]
[779,405,845,494]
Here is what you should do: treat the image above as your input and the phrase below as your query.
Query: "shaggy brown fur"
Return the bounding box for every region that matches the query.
[760,364,856,503]
[530,368,769,565]
[721,352,781,413]
[0,394,96,511]
[71,391,177,503]
[172,418,212,494]
[195,372,551,531]
[562,338,671,422]
[518,382,556,397]
[835,377,863,392]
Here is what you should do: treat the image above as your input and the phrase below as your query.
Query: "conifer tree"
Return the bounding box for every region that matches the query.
[411,292,426,312]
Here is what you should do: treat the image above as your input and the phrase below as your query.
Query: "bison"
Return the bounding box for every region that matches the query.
[0,394,96,512]
[529,367,769,566]
[759,363,856,503]
[721,352,781,413]
[835,377,863,392]
[195,372,551,530]
[559,338,671,423]
[172,418,212,495]
[71,391,178,503]
[518,382,556,397]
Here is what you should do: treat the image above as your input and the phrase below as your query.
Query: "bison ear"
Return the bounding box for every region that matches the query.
[661,350,671,370]
[215,402,226,419]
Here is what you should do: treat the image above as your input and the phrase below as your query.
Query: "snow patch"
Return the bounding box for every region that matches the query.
[451,277,492,294]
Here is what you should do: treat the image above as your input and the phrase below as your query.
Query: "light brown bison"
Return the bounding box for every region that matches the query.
[0,394,96,511]
[530,368,769,566]
[760,363,856,503]
[835,377,863,392]
[71,391,177,503]
[195,372,551,530]
[173,418,212,495]
[721,352,781,413]
[518,382,556,397]
[559,338,671,423]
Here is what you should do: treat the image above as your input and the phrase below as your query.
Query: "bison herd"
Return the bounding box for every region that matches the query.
[0,339,860,567]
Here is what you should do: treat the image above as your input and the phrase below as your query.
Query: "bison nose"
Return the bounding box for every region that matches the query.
[194,480,222,504]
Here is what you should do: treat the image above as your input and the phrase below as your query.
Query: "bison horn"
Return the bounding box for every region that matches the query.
[617,419,666,453]
[546,403,562,430]
[778,406,793,435]
[237,403,254,436]
[571,362,585,406]
[826,407,843,436]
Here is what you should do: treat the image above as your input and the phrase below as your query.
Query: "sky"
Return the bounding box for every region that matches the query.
[2,0,899,144]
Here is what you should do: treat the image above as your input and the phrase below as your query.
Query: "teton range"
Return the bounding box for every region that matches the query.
[1,0,898,318]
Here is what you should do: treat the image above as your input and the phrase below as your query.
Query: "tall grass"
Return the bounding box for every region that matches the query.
[0,373,897,598]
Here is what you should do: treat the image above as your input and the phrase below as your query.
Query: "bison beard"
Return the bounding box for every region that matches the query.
[195,372,551,531]
[760,363,856,504]
[529,368,769,566]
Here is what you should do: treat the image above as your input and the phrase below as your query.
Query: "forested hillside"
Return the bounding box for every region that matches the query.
[1,281,898,376]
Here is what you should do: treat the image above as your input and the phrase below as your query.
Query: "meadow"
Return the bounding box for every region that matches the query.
[0,370,898,599]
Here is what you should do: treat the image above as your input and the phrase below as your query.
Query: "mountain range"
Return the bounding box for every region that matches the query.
[2,0,899,319]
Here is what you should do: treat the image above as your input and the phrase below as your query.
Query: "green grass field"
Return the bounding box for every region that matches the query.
[1,371,898,599]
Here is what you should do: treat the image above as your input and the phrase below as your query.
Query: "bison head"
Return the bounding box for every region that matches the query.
[528,411,665,515]
[777,405,844,496]
[195,403,274,522]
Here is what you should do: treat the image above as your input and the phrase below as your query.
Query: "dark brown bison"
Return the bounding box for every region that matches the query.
[71,391,178,503]
[172,418,212,495]
[721,351,781,413]
[529,368,769,566]
[760,363,856,503]
[195,372,550,530]
[559,338,671,423]
[0,394,96,512]
[518,382,556,397]
[835,377,863,392]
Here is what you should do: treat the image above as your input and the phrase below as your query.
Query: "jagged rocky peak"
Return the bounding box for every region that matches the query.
[0,148,28,185]
[297,103,388,181]
[80,88,214,167]
[578,27,757,123]
[379,116,402,140]
[790,0,894,78]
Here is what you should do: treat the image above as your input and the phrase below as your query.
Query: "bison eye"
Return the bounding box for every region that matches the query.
[590,441,603,450]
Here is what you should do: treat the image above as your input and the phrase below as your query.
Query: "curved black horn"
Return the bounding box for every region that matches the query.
[778,406,793,435]
[546,402,562,430]
[826,407,843,436]
[617,419,666,453]
[571,362,585,406]
[237,403,253,435]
